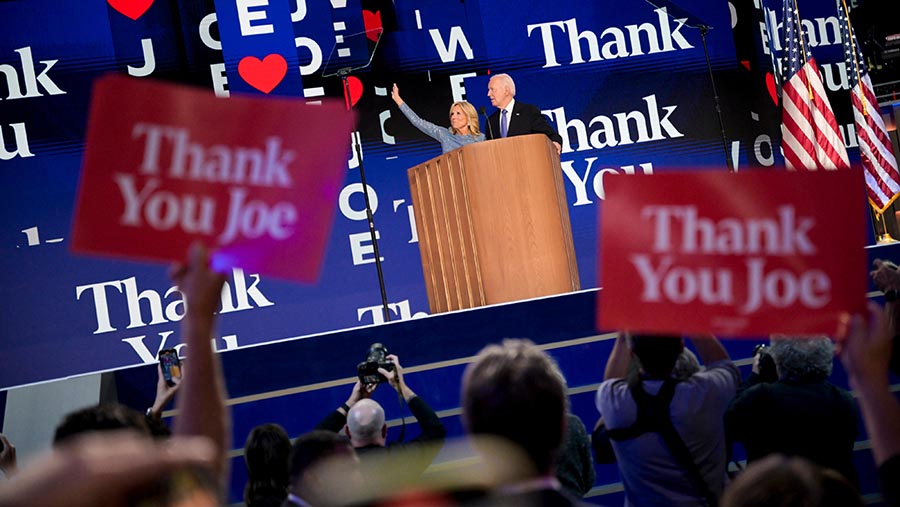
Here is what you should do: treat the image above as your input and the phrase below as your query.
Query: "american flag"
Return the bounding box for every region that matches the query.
[780,0,850,171]
[837,0,900,213]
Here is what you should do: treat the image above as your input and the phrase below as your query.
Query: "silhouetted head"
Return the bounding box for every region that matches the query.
[244,423,291,507]
[53,404,151,446]
[629,334,685,379]
[462,338,567,475]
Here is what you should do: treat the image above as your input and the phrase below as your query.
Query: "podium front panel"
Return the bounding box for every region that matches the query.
[408,135,579,313]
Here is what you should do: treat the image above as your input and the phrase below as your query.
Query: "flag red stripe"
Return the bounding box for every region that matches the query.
[855,114,898,178]
[852,87,900,173]
[782,65,849,170]
[804,63,847,143]
[782,98,821,162]
[854,88,894,150]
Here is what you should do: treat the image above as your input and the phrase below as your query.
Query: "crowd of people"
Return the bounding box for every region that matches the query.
[0,247,898,507]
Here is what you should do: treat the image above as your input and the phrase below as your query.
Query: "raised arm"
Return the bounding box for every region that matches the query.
[841,304,900,506]
[391,83,404,107]
[379,355,445,442]
[841,304,900,466]
[379,354,416,402]
[315,380,376,432]
[689,333,730,365]
[603,333,631,380]
[170,244,229,482]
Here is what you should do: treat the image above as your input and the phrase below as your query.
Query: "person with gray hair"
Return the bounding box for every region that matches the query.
[725,336,859,488]
[769,336,835,381]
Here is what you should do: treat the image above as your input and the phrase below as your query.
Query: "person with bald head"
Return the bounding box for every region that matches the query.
[316,354,445,469]
[486,73,563,154]
[345,399,386,450]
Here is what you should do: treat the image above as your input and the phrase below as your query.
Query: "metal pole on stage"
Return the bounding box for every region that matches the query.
[324,29,391,323]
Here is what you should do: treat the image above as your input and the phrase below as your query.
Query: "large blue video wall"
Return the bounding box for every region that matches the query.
[0,0,871,389]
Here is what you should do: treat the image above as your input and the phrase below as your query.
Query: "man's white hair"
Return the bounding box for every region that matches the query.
[346,398,385,444]
[491,73,516,97]
[769,336,834,381]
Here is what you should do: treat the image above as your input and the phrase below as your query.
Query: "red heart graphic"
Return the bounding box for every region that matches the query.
[107,0,154,20]
[238,54,287,94]
[765,72,778,106]
[343,76,363,110]
[363,10,383,41]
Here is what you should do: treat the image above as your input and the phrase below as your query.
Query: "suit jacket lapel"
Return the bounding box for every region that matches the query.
[509,102,524,136]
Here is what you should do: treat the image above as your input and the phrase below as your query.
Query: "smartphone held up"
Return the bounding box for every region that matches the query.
[158,349,182,387]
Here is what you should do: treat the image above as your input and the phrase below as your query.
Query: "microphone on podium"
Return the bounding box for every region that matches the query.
[479,106,495,140]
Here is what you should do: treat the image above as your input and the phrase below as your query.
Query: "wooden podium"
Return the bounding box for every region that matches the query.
[407,134,580,314]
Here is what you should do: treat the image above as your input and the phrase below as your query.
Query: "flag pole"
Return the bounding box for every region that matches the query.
[840,0,867,116]
[875,205,897,243]
[791,0,824,167]
[792,0,814,102]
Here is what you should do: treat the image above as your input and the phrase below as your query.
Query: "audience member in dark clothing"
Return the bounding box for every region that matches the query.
[283,431,359,507]
[721,454,862,507]
[725,336,859,487]
[316,354,445,470]
[556,414,595,498]
[245,423,291,507]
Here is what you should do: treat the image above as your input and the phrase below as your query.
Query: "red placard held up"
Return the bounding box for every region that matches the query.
[598,169,867,338]
[71,75,355,283]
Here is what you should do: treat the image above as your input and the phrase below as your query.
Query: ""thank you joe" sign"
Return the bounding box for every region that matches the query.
[599,170,867,337]
[72,75,355,282]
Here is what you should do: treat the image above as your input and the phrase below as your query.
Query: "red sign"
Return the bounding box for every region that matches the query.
[72,75,355,283]
[598,169,867,337]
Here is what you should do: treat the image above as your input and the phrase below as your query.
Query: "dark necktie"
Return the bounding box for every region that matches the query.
[500,109,508,138]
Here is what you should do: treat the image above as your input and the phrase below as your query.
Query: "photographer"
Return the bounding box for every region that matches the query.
[596,333,739,506]
[315,350,445,470]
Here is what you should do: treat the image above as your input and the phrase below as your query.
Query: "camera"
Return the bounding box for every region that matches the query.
[357,343,395,384]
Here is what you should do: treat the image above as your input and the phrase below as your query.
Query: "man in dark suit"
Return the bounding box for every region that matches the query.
[486,73,563,154]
